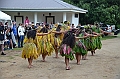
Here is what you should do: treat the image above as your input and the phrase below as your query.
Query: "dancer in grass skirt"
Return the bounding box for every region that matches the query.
[38,24,54,62]
[59,31,75,70]
[91,23,109,55]
[73,27,88,64]
[83,25,97,56]
[22,29,40,68]
[52,24,65,58]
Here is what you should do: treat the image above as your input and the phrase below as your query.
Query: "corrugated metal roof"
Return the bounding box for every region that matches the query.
[0,0,87,12]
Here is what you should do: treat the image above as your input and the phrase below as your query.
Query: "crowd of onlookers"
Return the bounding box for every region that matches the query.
[0,18,59,55]
[0,21,50,55]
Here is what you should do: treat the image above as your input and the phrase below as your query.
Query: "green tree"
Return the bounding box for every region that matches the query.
[63,0,120,26]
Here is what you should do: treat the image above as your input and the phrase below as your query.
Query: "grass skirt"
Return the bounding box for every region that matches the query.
[22,43,39,59]
[38,35,54,56]
[59,44,74,60]
[73,41,87,56]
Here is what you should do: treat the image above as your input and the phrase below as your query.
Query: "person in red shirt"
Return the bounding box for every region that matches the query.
[24,16,30,25]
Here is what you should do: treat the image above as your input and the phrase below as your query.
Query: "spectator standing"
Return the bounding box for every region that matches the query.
[70,24,77,33]
[41,22,44,27]
[17,23,21,48]
[25,23,32,36]
[11,21,17,47]
[18,23,25,48]
[24,16,30,25]
[0,22,6,55]
[12,21,18,39]
[31,22,35,29]
[33,22,40,29]
[76,24,81,29]
[50,22,54,29]
[71,24,75,29]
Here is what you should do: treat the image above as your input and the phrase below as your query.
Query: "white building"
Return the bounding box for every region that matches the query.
[0,0,87,26]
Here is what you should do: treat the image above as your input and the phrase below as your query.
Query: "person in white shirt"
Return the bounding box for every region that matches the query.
[18,23,25,48]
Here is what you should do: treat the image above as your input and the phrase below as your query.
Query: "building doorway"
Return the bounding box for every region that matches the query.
[14,16,24,26]
[46,16,55,24]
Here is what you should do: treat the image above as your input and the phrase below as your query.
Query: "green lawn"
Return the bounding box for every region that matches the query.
[13,48,22,51]
[101,36,117,40]
[101,33,120,40]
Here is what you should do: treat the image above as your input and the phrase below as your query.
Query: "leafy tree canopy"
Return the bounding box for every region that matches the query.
[63,0,120,25]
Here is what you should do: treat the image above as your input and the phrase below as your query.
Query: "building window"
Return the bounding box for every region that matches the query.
[75,13,78,18]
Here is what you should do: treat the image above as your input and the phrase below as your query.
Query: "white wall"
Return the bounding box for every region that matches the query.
[66,12,79,26]
[38,12,63,23]
[37,12,44,22]
[53,12,62,23]
[66,13,72,24]
[74,13,79,27]
[71,13,79,27]
[5,12,34,22]
[4,11,79,26]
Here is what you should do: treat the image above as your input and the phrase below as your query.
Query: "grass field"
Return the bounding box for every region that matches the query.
[13,48,22,51]
[101,33,120,40]
[101,36,117,40]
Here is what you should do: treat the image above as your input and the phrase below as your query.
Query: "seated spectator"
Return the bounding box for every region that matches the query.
[4,38,10,50]
[6,27,13,49]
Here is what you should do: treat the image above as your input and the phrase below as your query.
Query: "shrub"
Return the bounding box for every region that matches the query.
[116,24,120,29]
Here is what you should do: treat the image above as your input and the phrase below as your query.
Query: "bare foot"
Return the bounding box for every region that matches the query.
[53,56,59,58]
[41,60,46,62]
[28,65,32,68]
[82,58,88,60]
[82,57,88,60]
[77,62,81,65]
[66,66,70,70]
